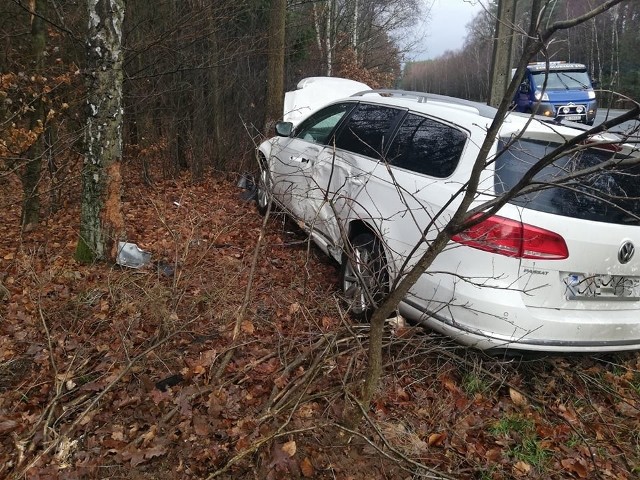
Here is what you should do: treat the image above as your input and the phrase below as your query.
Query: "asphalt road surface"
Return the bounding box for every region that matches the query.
[595,108,639,138]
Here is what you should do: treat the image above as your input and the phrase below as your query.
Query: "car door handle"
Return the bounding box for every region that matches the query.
[289,155,311,164]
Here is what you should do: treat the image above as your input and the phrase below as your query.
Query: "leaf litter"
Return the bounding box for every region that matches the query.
[0,166,639,479]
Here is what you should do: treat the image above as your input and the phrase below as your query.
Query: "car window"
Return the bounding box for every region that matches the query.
[387,113,467,178]
[294,102,355,145]
[335,104,405,159]
[495,139,640,226]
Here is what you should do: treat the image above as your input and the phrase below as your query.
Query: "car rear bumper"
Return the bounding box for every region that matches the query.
[400,296,640,353]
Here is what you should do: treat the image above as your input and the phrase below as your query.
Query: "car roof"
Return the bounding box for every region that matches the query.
[351,89,498,119]
[346,88,597,141]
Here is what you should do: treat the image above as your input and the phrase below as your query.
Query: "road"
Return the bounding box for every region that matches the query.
[594,108,639,138]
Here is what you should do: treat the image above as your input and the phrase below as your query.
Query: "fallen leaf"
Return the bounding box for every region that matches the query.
[557,404,578,423]
[300,457,314,477]
[485,447,502,461]
[122,444,168,467]
[282,440,296,457]
[321,316,335,329]
[614,401,639,418]
[441,376,461,394]
[512,460,531,476]
[141,425,157,447]
[0,419,18,434]
[122,448,145,467]
[509,387,527,407]
[241,320,254,334]
[193,414,210,436]
[289,302,301,315]
[427,432,447,447]
[561,458,589,478]
[268,441,296,472]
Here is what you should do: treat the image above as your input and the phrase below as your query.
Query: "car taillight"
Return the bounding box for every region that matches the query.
[451,215,568,260]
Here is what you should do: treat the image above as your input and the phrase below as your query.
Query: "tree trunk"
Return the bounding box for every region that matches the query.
[76,0,126,263]
[488,0,517,107]
[264,0,287,135]
[325,0,333,76]
[21,0,47,229]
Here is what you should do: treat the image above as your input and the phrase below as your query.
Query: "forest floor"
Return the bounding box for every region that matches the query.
[1,164,639,479]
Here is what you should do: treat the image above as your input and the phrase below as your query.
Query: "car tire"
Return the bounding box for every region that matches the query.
[256,155,270,216]
[340,232,389,320]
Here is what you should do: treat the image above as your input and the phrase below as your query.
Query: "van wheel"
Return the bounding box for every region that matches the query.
[340,233,389,319]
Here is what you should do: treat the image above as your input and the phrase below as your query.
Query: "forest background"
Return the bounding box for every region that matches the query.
[3,0,639,194]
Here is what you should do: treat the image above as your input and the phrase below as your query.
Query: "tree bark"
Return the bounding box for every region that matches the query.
[76,0,126,262]
[488,0,517,107]
[21,0,47,228]
[264,0,286,136]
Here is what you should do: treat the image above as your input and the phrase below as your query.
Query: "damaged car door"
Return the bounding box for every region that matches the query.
[300,103,408,257]
[269,102,355,221]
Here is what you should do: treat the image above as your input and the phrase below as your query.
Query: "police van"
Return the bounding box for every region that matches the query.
[512,61,597,125]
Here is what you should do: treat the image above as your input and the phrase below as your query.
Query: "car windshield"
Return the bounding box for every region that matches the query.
[531,70,591,90]
[495,139,640,226]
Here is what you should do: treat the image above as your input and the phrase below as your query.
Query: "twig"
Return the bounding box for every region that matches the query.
[335,413,453,479]
[10,330,180,480]
[207,426,321,479]
[214,196,273,379]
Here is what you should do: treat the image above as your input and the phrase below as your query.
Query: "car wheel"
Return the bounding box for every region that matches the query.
[256,155,271,215]
[340,233,389,319]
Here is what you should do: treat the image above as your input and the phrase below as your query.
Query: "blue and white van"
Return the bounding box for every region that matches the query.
[513,62,597,125]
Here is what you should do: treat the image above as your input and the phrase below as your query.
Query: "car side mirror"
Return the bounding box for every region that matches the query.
[275,121,293,137]
[520,82,530,94]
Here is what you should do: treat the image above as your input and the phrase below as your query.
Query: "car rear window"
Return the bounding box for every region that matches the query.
[495,139,640,226]
[387,113,467,178]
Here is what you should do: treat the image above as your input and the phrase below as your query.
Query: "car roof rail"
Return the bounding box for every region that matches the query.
[351,89,497,119]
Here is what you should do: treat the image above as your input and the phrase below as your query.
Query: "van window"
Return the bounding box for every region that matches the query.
[295,102,355,145]
[387,113,467,177]
[495,139,640,225]
[335,104,405,158]
[530,70,591,90]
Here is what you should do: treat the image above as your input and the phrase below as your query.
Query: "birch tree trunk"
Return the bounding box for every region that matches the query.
[325,0,333,76]
[75,0,126,263]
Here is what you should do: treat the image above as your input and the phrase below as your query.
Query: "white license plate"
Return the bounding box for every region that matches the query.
[564,274,640,301]
[565,115,582,120]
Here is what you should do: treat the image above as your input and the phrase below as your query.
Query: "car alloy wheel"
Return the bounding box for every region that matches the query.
[256,163,270,215]
[341,232,388,319]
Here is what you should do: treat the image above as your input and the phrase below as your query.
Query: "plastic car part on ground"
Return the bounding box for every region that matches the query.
[116,241,151,268]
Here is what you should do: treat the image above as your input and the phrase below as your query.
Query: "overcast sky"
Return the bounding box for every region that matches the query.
[410,0,484,61]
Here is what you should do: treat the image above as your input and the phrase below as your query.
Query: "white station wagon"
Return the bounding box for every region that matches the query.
[257,77,640,353]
